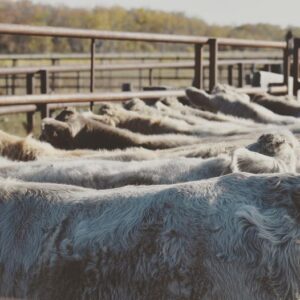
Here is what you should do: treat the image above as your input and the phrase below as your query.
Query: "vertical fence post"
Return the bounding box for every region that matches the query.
[26,73,35,133]
[76,71,81,93]
[5,75,9,95]
[238,63,244,87]
[293,38,300,97]
[228,65,233,86]
[193,43,204,89]
[51,58,57,91]
[139,69,142,90]
[90,38,95,111]
[208,38,218,92]
[122,83,133,92]
[283,31,293,94]
[39,70,49,119]
[11,59,17,95]
[26,73,35,94]
[149,69,153,86]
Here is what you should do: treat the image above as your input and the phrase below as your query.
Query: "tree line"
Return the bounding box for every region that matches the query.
[0,0,298,53]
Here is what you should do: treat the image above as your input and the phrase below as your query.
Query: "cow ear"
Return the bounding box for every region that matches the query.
[231,148,280,174]
[185,87,216,112]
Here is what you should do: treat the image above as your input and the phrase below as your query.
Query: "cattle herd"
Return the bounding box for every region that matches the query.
[2,84,300,299]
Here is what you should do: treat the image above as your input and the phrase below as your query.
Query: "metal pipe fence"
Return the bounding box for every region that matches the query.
[0,23,294,133]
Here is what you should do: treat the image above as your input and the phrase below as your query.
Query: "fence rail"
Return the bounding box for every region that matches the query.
[0,22,296,134]
[0,58,284,94]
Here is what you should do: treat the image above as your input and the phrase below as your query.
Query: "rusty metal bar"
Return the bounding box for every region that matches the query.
[121,83,133,91]
[0,87,285,108]
[0,104,36,115]
[90,38,95,111]
[228,65,233,85]
[0,23,208,45]
[283,32,292,93]
[25,73,35,133]
[237,63,244,87]
[0,59,284,76]
[0,51,284,61]
[90,38,95,92]
[76,71,80,92]
[0,90,186,106]
[283,47,290,90]
[293,38,300,96]
[40,70,48,94]
[11,59,17,95]
[26,73,35,95]
[5,75,9,95]
[208,39,218,92]
[193,43,204,89]
[26,111,34,133]
[149,69,153,86]
[39,70,49,119]
[0,23,286,49]
[217,37,285,49]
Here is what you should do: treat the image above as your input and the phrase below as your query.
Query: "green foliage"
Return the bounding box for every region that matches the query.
[0,0,293,54]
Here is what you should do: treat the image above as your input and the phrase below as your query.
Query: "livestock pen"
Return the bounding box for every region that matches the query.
[0,23,297,135]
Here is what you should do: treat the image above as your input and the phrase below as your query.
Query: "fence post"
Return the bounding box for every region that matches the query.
[238,63,244,87]
[228,65,233,86]
[25,73,35,133]
[293,38,300,96]
[39,70,49,119]
[5,75,9,95]
[51,58,58,91]
[26,73,35,94]
[149,69,153,86]
[76,71,81,93]
[283,31,293,94]
[208,38,218,92]
[122,83,133,91]
[193,43,204,89]
[90,38,95,111]
[11,59,17,95]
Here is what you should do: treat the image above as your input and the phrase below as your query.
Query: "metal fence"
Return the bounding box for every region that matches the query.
[0,23,293,133]
[0,58,284,95]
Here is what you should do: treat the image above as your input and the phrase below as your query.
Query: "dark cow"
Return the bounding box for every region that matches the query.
[40,109,202,150]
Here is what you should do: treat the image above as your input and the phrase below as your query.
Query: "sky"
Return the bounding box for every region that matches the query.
[29,0,300,27]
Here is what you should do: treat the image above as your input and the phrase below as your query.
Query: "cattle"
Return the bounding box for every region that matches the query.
[97,103,194,135]
[96,103,260,137]
[251,93,300,117]
[0,129,101,161]
[0,132,295,189]
[156,96,243,123]
[123,97,206,125]
[186,86,299,125]
[40,109,202,150]
[124,97,257,129]
[0,156,230,188]
[0,128,251,162]
[1,173,300,299]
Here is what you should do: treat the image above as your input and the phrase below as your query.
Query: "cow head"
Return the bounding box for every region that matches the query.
[232,132,297,173]
[40,118,74,149]
[185,87,217,112]
[55,107,77,122]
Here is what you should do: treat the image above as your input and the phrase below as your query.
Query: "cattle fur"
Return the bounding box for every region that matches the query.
[0,129,95,161]
[40,109,202,150]
[2,173,300,299]
[0,132,295,189]
[96,103,262,137]
[251,93,300,117]
[186,86,299,125]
